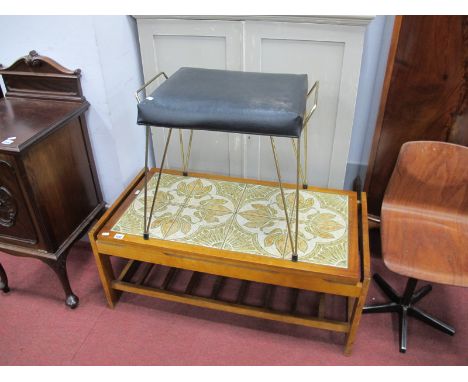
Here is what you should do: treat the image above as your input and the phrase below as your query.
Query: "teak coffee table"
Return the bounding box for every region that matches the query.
[90,68,370,355]
[90,168,370,355]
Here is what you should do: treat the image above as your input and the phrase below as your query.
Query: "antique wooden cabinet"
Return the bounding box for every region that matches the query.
[0,51,105,308]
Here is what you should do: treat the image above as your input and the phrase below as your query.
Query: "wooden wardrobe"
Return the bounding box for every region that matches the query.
[364,16,468,217]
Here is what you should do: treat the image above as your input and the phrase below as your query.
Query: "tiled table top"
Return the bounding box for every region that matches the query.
[111,173,349,268]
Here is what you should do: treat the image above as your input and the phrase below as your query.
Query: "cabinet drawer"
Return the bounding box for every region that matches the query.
[0,154,37,245]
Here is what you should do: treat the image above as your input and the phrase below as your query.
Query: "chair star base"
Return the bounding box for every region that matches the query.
[363,273,455,353]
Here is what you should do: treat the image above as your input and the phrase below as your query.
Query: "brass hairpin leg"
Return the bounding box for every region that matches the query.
[291,137,307,188]
[143,125,151,239]
[294,135,300,262]
[186,130,194,172]
[178,129,194,176]
[135,72,172,239]
[296,80,319,190]
[304,124,308,188]
[270,136,295,259]
[144,128,173,239]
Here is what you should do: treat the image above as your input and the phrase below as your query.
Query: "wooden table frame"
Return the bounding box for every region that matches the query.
[89,169,370,355]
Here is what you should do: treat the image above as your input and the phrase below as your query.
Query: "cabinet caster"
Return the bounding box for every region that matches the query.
[65,294,79,309]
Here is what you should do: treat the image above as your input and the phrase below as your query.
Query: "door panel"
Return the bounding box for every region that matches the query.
[258,38,344,186]
[137,19,243,176]
[244,21,365,188]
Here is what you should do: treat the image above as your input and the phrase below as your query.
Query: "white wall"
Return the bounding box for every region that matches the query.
[0,15,144,203]
[0,15,392,196]
[344,15,395,189]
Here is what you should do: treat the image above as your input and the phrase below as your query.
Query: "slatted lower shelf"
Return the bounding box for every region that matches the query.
[111,260,350,334]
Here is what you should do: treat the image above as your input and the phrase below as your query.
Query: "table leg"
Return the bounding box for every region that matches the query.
[92,251,120,308]
[344,280,370,356]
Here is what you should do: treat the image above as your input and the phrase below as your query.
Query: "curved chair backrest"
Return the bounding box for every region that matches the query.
[381,141,468,287]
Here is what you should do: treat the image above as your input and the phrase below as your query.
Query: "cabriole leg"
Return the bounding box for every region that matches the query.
[42,252,79,309]
[0,263,10,293]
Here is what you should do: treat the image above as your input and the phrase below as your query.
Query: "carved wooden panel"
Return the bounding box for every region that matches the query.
[0,156,37,244]
[365,16,468,216]
[0,186,17,228]
[0,50,84,102]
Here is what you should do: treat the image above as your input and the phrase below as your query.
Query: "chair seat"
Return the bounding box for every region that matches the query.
[137,67,308,138]
[381,141,468,287]
[382,202,468,286]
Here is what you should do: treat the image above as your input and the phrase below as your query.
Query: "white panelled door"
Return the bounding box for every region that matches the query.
[136,18,243,176]
[135,17,369,189]
[244,21,365,188]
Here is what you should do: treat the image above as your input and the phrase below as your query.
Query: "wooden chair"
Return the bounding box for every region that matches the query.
[363,141,468,353]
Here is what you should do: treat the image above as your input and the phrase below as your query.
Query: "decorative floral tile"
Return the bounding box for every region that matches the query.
[110,173,350,268]
[237,183,297,221]
[313,192,348,218]
[283,193,348,267]
[297,237,348,268]
[147,204,185,239]
[112,201,183,240]
[285,189,348,224]
[185,177,246,213]
[144,173,200,206]
[222,214,289,258]
[294,192,319,221]
[164,205,235,248]
[111,203,146,235]
[283,229,348,267]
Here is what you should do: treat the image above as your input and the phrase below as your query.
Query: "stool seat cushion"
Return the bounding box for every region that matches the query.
[137,67,308,138]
